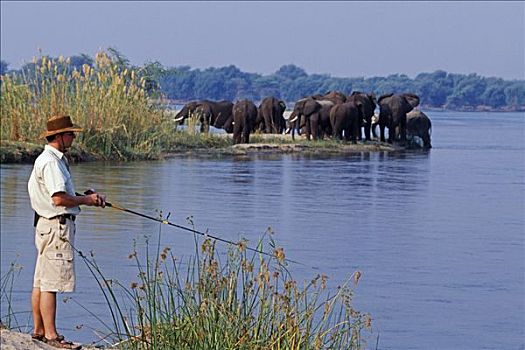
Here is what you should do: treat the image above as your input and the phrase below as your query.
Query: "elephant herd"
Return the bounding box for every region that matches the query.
[174,91,432,148]
[174,97,286,144]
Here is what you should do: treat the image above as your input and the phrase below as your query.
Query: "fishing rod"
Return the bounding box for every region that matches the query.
[76,191,302,266]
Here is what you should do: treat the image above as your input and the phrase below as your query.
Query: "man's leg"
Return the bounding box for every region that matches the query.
[40,291,58,339]
[31,288,44,336]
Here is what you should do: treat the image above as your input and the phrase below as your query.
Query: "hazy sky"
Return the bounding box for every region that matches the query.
[1,1,524,80]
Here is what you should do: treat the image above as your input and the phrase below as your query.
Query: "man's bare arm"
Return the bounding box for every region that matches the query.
[52,192,106,208]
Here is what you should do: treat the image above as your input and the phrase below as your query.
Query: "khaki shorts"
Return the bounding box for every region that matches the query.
[33,216,76,292]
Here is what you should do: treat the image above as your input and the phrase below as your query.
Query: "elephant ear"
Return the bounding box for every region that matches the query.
[177,101,197,116]
[294,99,306,113]
[188,101,198,110]
[351,91,363,96]
[303,98,320,115]
[404,93,420,108]
[354,100,366,118]
[197,104,209,113]
[378,93,394,105]
[352,96,364,110]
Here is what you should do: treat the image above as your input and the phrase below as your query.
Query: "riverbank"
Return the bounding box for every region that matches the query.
[0,136,399,164]
[0,328,115,350]
[0,141,98,164]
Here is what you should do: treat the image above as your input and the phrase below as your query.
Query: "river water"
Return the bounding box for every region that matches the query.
[1,111,524,350]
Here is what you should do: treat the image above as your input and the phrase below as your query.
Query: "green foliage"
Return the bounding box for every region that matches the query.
[0,60,9,75]
[374,74,415,96]
[73,225,372,349]
[480,78,508,108]
[154,64,524,110]
[446,73,487,108]
[68,54,94,71]
[3,52,524,111]
[504,81,525,107]
[275,64,308,81]
[253,75,284,100]
[107,46,130,70]
[414,70,453,107]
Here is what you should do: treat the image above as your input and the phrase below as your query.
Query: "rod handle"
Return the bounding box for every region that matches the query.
[75,191,113,207]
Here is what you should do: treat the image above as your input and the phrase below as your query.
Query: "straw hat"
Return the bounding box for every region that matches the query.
[40,115,83,138]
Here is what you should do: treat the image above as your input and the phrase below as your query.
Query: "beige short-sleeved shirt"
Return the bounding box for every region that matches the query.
[28,145,81,218]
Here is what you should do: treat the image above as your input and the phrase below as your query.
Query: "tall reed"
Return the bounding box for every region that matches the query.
[0,52,176,160]
[0,261,24,330]
[74,223,372,349]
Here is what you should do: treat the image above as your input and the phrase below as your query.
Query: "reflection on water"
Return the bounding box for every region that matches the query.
[1,112,524,350]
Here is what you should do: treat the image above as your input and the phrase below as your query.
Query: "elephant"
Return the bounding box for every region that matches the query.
[313,91,348,138]
[371,113,380,138]
[232,99,258,144]
[257,97,286,133]
[289,97,334,140]
[284,112,300,137]
[286,110,300,139]
[174,100,234,133]
[174,101,199,124]
[329,101,361,143]
[406,110,432,148]
[317,103,333,139]
[313,90,347,105]
[376,93,420,145]
[347,91,377,141]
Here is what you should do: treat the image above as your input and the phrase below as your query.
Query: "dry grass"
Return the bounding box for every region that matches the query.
[0,51,175,160]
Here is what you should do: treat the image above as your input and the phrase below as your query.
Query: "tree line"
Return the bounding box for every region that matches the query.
[1,50,524,111]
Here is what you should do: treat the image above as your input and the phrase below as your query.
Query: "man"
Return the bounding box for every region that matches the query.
[28,115,106,349]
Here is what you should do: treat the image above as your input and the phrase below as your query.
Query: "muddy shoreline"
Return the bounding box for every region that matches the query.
[1,138,400,164]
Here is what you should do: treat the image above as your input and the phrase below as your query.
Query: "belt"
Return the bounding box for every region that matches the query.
[51,214,76,222]
[34,212,76,227]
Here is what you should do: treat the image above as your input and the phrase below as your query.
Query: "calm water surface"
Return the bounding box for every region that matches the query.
[1,111,524,350]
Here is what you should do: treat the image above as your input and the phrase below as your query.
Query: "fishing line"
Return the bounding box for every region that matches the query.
[76,192,308,267]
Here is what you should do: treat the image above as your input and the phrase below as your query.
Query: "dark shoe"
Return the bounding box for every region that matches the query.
[44,335,82,349]
[31,333,46,342]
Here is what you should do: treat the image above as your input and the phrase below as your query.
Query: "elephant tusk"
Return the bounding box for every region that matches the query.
[289,116,298,123]
[174,116,184,122]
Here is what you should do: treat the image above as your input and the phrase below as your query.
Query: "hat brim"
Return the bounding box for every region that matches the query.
[40,125,83,138]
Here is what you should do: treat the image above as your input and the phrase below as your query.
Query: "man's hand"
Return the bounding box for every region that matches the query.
[84,189,106,208]
[85,192,106,208]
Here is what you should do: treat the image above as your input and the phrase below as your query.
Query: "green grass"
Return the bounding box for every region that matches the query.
[70,223,373,349]
[0,260,24,330]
